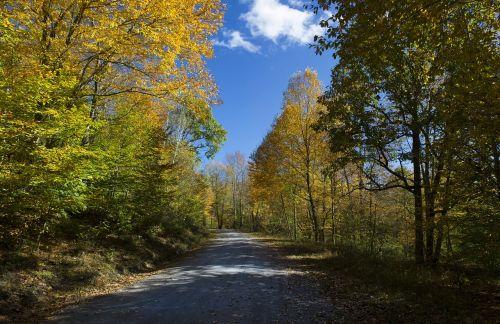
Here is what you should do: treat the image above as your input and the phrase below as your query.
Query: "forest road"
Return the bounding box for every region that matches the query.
[50,231,334,323]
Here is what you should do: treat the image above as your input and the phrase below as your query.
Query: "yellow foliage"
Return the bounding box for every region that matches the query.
[4,0,224,118]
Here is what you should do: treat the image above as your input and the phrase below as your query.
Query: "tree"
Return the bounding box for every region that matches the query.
[205,162,229,229]
[0,14,92,243]
[312,0,499,264]
[249,69,333,242]
[1,0,226,246]
[226,152,247,228]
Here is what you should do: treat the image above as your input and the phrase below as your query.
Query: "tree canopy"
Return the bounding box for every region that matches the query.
[0,0,225,246]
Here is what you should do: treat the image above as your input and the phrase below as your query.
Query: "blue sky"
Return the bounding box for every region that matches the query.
[206,0,337,162]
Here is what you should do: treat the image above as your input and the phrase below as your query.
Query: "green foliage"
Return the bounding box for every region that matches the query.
[312,0,499,269]
[0,49,95,244]
[0,1,225,248]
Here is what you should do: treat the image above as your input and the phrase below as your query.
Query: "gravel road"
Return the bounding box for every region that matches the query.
[51,231,334,323]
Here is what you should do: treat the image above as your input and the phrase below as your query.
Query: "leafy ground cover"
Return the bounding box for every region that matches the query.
[0,230,211,322]
[256,234,500,323]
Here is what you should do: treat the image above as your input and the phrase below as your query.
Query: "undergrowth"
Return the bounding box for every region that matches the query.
[257,234,499,323]
[0,229,210,322]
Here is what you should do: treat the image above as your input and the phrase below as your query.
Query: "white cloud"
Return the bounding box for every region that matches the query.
[214,30,260,53]
[287,0,304,8]
[241,0,322,45]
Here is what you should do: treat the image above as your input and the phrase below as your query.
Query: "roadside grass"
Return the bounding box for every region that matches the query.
[255,234,499,323]
[0,229,211,322]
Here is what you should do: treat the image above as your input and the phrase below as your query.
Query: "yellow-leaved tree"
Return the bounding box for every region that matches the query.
[250,69,333,241]
[1,0,225,245]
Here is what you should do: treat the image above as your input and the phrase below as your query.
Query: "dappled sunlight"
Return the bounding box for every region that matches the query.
[286,251,334,261]
[52,231,333,323]
[125,263,288,293]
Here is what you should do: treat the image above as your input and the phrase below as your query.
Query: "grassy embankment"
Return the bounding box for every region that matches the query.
[255,234,499,323]
[0,229,211,322]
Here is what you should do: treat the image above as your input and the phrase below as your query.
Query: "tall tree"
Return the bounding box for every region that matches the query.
[250,69,332,242]
[312,0,499,264]
[0,0,226,245]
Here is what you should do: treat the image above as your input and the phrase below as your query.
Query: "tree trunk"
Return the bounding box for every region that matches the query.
[293,197,297,241]
[306,166,319,241]
[492,138,500,199]
[220,203,225,229]
[433,211,446,264]
[216,203,223,229]
[330,175,336,245]
[233,182,237,229]
[369,191,376,255]
[318,227,325,243]
[412,130,425,264]
[239,195,243,228]
[423,137,434,262]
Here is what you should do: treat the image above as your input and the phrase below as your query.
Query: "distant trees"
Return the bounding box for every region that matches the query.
[0,1,225,247]
[205,152,249,230]
[206,162,229,229]
[226,152,247,228]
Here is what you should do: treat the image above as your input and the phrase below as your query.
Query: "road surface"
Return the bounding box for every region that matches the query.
[52,231,334,323]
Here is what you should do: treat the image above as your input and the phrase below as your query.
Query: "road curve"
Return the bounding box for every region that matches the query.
[51,231,333,323]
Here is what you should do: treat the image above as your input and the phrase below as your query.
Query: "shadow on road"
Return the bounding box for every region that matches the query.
[52,232,332,324]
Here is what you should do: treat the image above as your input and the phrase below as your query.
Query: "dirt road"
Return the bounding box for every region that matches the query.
[52,231,333,323]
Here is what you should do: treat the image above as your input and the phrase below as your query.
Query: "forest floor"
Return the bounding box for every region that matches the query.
[2,231,498,323]
[0,230,209,323]
[255,234,500,323]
